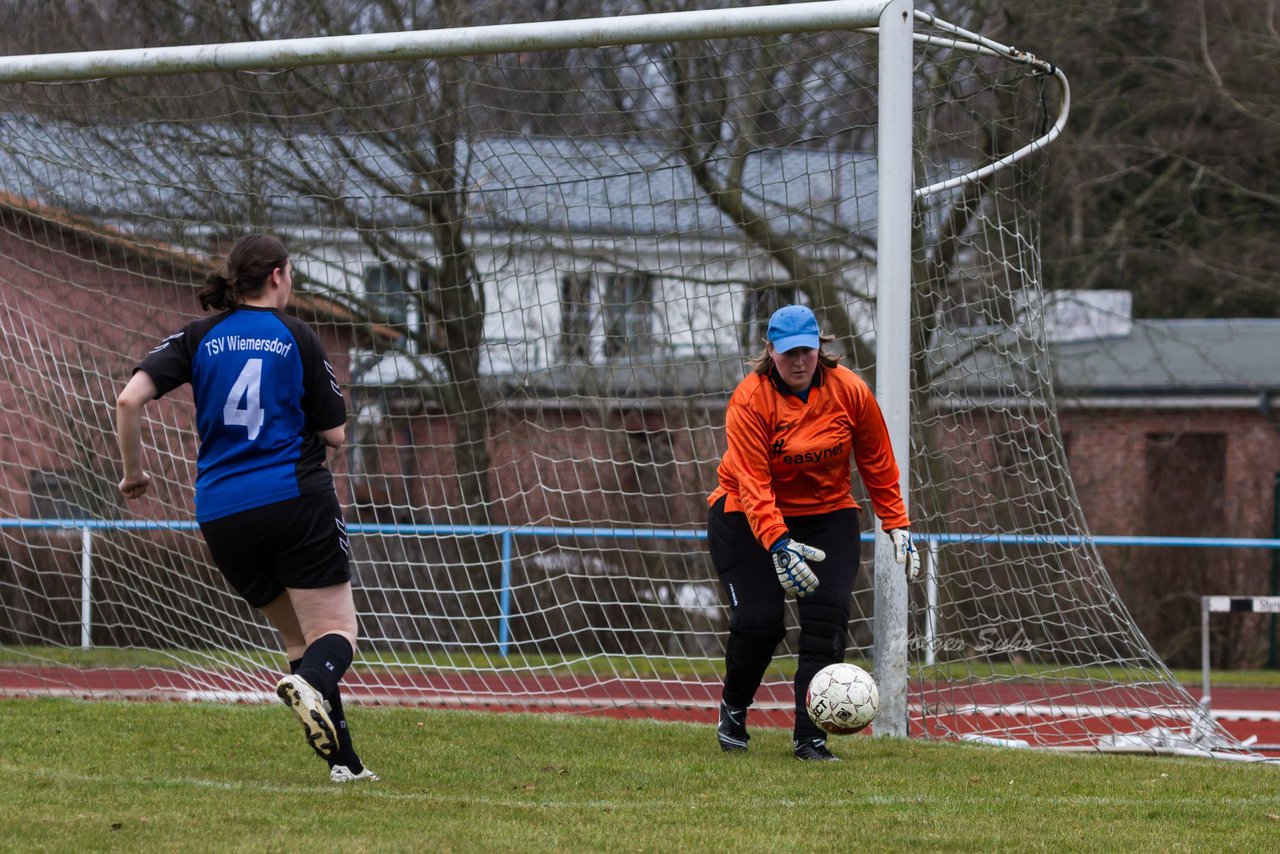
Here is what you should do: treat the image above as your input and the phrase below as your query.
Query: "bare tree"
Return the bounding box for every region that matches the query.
[2,0,1073,651]
[0,0,515,636]
[513,0,886,368]
[999,0,1279,318]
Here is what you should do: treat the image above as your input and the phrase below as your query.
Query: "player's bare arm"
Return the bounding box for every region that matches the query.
[116,370,158,499]
[317,423,345,449]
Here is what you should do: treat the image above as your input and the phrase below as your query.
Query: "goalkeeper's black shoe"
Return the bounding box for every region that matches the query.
[793,737,840,762]
[717,701,750,752]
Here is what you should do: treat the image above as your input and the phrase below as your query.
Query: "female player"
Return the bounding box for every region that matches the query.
[707,304,917,761]
[115,234,376,782]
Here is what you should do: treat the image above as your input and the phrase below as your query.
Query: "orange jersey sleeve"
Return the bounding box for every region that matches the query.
[708,364,910,549]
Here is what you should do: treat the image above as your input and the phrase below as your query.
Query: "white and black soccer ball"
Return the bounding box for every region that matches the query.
[805,662,879,735]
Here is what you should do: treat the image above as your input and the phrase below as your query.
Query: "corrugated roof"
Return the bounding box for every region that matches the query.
[1051,319,1280,395]
[0,112,972,247]
[932,315,1280,400]
[0,189,392,339]
[0,112,885,240]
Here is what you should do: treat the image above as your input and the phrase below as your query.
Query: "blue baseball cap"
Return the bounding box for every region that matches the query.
[767,304,820,352]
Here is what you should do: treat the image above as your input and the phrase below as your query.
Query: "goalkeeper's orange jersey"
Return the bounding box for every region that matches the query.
[708,363,910,550]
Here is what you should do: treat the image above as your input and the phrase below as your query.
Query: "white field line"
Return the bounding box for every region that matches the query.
[4,762,1280,805]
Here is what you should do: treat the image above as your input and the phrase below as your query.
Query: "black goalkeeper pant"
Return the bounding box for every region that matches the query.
[707,496,862,742]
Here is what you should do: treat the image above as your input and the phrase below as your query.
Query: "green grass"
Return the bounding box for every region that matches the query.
[1,699,1277,852]
[0,645,729,678]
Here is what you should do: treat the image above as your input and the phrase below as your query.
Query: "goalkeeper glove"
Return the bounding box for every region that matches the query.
[889,528,919,581]
[770,537,824,599]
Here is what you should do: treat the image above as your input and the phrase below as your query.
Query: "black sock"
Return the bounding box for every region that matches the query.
[325,688,363,772]
[291,644,362,770]
[294,633,352,699]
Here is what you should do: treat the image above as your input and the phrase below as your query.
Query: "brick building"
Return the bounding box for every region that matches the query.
[937,293,1280,666]
[0,193,359,521]
[1054,317,1280,543]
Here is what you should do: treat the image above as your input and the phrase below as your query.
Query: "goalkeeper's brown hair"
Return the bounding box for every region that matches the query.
[198,234,290,311]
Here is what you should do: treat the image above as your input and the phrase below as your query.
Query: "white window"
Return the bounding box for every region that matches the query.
[561,272,592,362]
[603,272,653,359]
[362,261,438,347]
[363,262,410,328]
[560,270,655,362]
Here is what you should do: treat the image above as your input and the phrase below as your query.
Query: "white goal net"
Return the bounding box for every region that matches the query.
[0,2,1245,755]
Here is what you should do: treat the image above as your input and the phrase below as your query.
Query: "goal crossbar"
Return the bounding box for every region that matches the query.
[0,0,893,83]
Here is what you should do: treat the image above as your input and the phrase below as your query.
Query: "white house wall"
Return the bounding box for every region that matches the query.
[290,225,878,387]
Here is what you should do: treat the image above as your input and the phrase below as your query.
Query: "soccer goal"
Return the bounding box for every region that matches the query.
[0,1,1246,756]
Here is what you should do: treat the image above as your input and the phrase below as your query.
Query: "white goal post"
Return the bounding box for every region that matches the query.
[0,1,1246,757]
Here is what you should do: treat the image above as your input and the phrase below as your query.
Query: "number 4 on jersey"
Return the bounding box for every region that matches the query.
[223,358,265,440]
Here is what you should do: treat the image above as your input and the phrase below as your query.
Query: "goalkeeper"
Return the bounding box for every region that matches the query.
[707,304,916,761]
[115,234,375,783]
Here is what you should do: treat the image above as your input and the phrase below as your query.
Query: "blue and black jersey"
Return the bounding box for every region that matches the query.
[136,306,346,523]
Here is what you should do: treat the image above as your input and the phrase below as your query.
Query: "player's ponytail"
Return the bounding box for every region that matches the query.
[198,270,237,311]
[197,234,289,312]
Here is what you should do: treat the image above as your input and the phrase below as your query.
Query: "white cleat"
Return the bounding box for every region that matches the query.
[330,764,380,783]
[276,675,338,760]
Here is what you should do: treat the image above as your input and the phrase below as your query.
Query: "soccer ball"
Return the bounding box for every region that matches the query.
[805,663,879,735]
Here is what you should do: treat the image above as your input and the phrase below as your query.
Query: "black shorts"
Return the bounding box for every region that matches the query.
[199,490,351,609]
[707,495,862,614]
